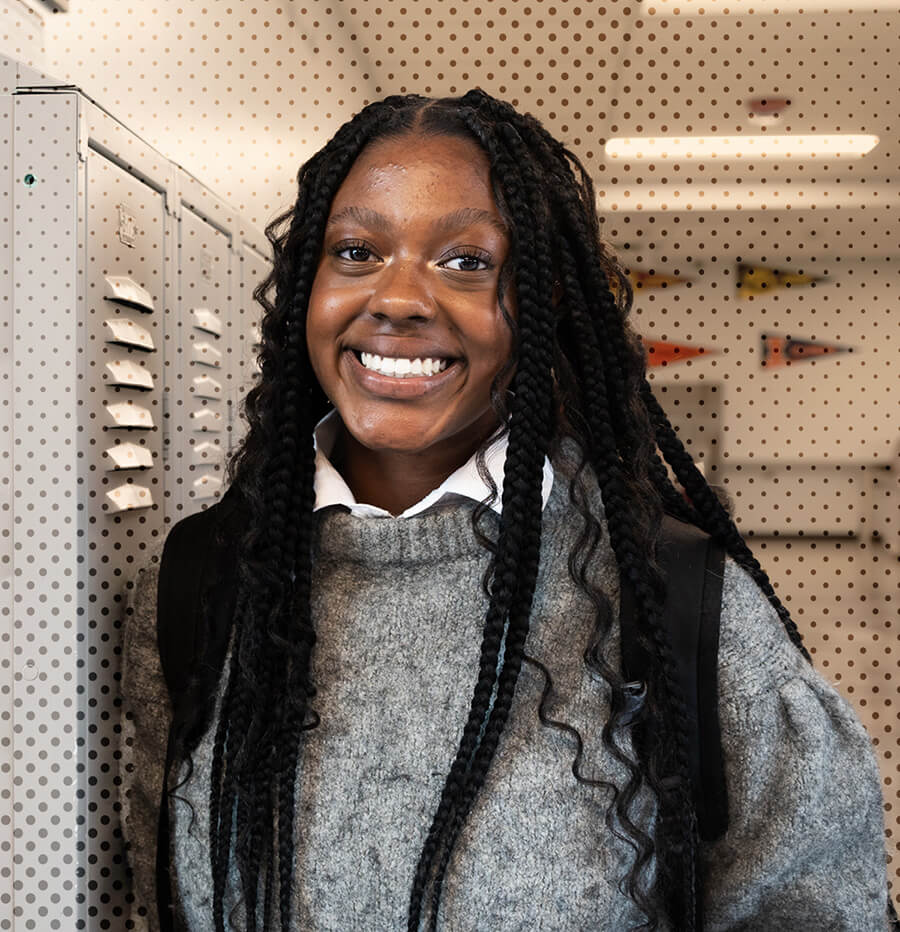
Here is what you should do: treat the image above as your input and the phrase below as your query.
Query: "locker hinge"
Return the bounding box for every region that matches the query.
[77,104,89,162]
[165,165,182,219]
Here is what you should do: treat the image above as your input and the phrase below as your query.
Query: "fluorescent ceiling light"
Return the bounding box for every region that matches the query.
[605,134,879,160]
[642,1,900,11]
[595,182,900,212]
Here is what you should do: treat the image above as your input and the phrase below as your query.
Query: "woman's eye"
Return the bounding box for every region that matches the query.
[337,244,374,262]
[441,253,491,272]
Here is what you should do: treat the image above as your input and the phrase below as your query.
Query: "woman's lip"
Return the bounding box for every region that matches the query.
[342,349,462,399]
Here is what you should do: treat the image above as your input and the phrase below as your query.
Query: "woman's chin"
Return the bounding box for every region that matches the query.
[342,422,441,457]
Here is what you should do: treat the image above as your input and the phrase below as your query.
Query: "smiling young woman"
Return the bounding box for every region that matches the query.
[119,91,894,932]
[305,133,516,515]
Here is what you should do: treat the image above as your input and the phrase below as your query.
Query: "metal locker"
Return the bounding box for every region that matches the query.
[2,55,271,931]
[169,198,236,519]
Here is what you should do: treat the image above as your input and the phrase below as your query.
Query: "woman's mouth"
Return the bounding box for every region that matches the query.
[343,349,462,399]
[357,351,451,378]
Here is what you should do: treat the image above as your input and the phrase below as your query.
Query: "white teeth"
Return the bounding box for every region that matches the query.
[358,352,450,378]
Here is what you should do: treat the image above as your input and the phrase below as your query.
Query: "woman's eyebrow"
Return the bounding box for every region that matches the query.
[433,207,508,237]
[326,205,508,237]
[326,205,390,231]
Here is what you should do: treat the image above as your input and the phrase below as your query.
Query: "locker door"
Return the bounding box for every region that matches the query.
[87,157,167,521]
[82,114,170,931]
[169,208,232,519]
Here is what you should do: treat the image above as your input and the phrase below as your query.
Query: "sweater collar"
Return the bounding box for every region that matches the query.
[312,453,574,567]
[312,409,555,519]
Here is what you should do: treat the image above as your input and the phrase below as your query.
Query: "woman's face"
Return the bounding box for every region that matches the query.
[306,131,514,460]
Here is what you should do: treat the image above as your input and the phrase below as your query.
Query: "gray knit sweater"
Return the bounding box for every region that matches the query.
[119,467,891,931]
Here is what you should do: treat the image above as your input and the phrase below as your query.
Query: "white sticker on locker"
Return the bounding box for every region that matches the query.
[106,483,154,511]
[105,442,153,470]
[105,359,154,390]
[105,317,155,351]
[192,308,223,336]
[193,407,223,432]
[106,402,154,429]
[103,275,155,313]
[192,440,224,465]
[192,341,223,367]
[192,374,223,399]
[193,474,223,499]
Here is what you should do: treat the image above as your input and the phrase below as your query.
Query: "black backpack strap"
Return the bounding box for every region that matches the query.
[619,514,728,842]
[154,486,245,932]
[155,506,217,932]
[694,525,728,842]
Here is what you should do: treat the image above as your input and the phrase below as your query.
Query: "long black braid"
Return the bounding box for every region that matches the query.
[408,104,559,931]
[164,89,811,932]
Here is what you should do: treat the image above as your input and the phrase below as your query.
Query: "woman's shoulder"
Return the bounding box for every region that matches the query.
[715,556,879,781]
[716,556,814,697]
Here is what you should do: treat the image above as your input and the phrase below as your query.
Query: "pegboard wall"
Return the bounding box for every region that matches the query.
[1,0,899,925]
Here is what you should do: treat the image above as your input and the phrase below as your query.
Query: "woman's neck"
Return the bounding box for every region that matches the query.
[332,418,498,516]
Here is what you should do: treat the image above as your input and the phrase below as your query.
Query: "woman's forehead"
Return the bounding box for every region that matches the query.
[338,133,491,193]
[327,132,502,226]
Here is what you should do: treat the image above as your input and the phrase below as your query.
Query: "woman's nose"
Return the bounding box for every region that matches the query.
[368,261,434,322]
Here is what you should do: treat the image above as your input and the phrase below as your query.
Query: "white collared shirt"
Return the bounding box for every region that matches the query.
[313,409,554,518]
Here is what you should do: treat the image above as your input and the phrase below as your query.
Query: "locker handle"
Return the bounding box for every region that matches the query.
[105,402,155,430]
[103,275,155,313]
[105,317,155,351]
[192,374,223,399]
[106,441,153,470]
[192,407,224,432]
[192,341,223,368]
[105,359,154,391]
[192,440,224,465]
[106,483,154,512]
[192,474,223,500]
[192,308,223,336]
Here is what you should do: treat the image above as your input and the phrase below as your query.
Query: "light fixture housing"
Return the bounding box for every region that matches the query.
[642,0,900,11]
[605,134,879,161]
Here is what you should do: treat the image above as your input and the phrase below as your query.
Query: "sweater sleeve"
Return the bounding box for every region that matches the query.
[700,557,891,930]
[119,540,170,932]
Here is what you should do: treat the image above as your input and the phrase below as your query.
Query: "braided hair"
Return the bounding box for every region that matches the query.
[166,90,810,931]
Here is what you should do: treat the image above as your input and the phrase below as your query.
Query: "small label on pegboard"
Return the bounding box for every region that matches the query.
[201,246,214,280]
[117,205,138,248]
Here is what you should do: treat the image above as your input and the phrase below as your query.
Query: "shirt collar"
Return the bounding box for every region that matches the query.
[312,409,554,518]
